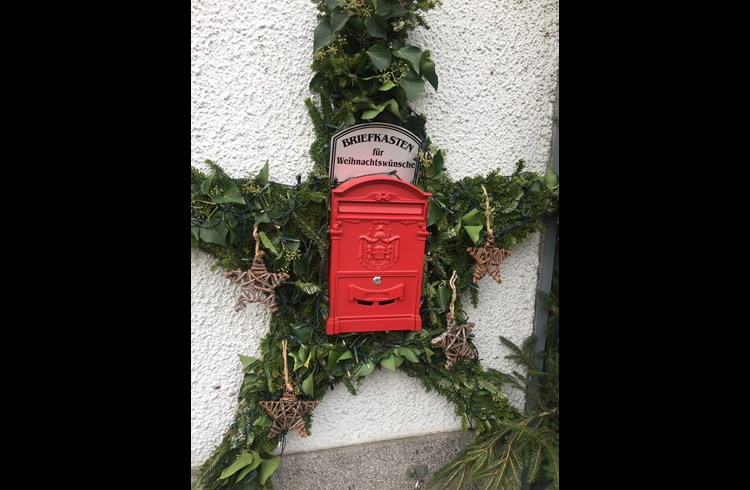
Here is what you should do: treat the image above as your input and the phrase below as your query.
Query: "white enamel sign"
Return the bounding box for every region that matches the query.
[329,122,422,185]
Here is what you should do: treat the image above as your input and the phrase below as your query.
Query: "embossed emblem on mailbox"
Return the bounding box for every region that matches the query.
[359,223,399,271]
[326,175,431,335]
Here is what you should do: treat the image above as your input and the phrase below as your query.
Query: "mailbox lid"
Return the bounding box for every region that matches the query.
[332,175,432,203]
[330,176,431,272]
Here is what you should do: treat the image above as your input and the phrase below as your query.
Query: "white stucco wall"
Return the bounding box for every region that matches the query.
[191,0,559,465]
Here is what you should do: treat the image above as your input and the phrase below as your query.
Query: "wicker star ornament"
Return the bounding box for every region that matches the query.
[224,226,289,312]
[467,240,511,284]
[431,271,476,369]
[260,390,319,439]
[466,185,511,284]
[259,340,319,439]
[432,319,475,370]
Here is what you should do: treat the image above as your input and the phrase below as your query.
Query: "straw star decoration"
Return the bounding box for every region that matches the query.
[224,250,289,313]
[466,185,511,284]
[466,241,511,285]
[260,391,320,439]
[431,271,476,369]
[259,339,319,439]
[432,319,475,369]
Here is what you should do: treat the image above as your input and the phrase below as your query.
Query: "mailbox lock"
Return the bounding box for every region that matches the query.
[373,276,382,285]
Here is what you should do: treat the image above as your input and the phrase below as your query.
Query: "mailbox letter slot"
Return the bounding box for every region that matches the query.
[349,283,404,303]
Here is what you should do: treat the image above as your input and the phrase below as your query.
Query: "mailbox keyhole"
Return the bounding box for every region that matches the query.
[373,276,382,285]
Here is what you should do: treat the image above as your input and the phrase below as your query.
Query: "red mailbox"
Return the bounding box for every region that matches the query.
[326,176,431,335]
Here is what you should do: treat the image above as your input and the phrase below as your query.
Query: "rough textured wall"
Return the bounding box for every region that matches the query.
[191,0,559,465]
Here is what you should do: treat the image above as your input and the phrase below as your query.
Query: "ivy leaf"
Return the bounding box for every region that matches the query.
[314,20,333,50]
[435,284,450,313]
[394,45,423,74]
[296,345,309,372]
[239,354,258,368]
[385,99,401,118]
[235,466,256,484]
[364,15,387,39]
[464,225,483,245]
[253,415,272,427]
[431,149,445,175]
[212,183,246,205]
[324,0,339,9]
[331,7,350,33]
[257,231,278,255]
[380,353,405,371]
[253,210,270,224]
[379,81,396,91]
[348,15,365,34]
[424,346,435,363]
[191,225,200,241]
[290,350,303,372]
[219,452,254,480]
[304,345,316,368]
[309,71,325,92]
[366,44,392,71]
[199,171,216,195]
[259,456,281,485]
[236,451,262,482]
[544,167,558,189]
[302,372,315,397]
[255,161,269,187]
[374,0,391,16]
[461,208,483,226]
[395,347,419,363]
[385,4,408,18]
[199,220,229,247]
[452,218,462,237]
[328,348,343,365]
[399,76,425,101]
[420,55,438,90]
[291,322,313,343]
[340,113,356,130]
[337,350,353,362]
[354,359,376,377]
[225,214,240,245]
[362,99,400,120]
[361,109,381,120]
[282,238,301,253]
[427,199,445,227]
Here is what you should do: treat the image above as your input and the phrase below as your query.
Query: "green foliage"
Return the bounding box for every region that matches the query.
[431,273,560,490]
[310,0,442,136]
[192,2,559,489]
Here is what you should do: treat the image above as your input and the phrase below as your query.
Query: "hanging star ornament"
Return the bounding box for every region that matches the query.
[260,339,319,439]
[259,390,320,439]
[431,319,475,370]
[224,251,289,312]
[466,240,511,285]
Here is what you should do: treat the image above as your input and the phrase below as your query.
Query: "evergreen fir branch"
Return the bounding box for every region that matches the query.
[294,281,321,295]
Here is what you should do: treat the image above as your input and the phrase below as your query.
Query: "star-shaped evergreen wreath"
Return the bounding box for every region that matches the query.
[224,251,289,312]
